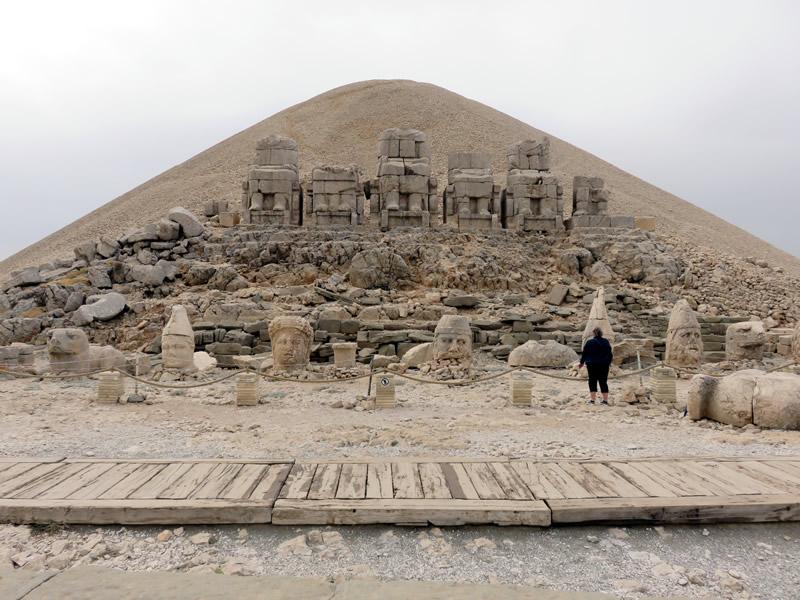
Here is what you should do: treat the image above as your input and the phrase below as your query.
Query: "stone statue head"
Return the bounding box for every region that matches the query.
[162,305,195,370]
[268,316,313,371]
[665,299,703,367]
[432,315,472,364]
[48,328,91,373]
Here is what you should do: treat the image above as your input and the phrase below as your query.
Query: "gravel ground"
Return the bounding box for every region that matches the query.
[1,369,799,599]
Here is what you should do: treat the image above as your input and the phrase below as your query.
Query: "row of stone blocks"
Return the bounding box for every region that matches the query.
[235,131,635,233]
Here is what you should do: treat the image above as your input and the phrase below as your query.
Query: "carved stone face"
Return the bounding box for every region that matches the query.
[432,315,472,365]
[162,336,194,369]
[269,316,313,371]
[48,328,90,356]
[665,300,703,367]
[162,305,195,370]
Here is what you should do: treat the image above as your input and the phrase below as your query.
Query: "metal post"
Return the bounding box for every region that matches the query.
[366,356,375,397]
[637,350,643,386]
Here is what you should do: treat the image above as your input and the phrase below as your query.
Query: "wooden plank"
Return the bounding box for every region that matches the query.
[549,495,800,524]
[0,499,272,525]
[734,460,800,491]
[392,462,423,499]
[158,463,217,500]
[439,463,480,500]
[366,463,393,499]
[606,462,677,498]
[8,464,89,499]
[191,464,243,499]
[625,462,715,496]
[463,463,506,500]
[418,463,452,500]
[488,463,533,500]
[307,464,342,500]
[581,463,648,498]
[249,463,292,502]
[676,461,752,496]
[67,463,141,500]
[0,463,65,497]
[129,463,195,500]
[0,457,64,463]
[510,462,564,499]
[64,458,291,464]
[306,456,510,464]
[557,462,625,498]
[278,463,317,499]
[536,463,595,499]
[272,498,551,526]
[219,464,269,500]
[336,464,367,500]
[0,463,47,487]
[693,461,784,495]
[36,463,116,500]
[99,464,167,500]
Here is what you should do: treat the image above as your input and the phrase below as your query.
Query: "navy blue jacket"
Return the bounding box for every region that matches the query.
[580,336,613,366]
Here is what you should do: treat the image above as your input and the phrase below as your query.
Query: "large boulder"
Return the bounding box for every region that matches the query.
[348,248,409,289]
[725,321,767,360]
[72,292,126,326]
[2,267,42,292]
[401,342,433,367]
[167,207,204,238]
[508,340,578,368]
[0,317,43,345]
[612,338,656,367]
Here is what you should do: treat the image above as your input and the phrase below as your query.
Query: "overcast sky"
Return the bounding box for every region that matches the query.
[1,0,798,260]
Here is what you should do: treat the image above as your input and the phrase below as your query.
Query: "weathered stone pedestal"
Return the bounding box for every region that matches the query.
[97,372,125,404]
[306,166,365,227]
[332,342,357,368]
[236,373,260,406]
[649,366,677,407]
[443,152,501,231]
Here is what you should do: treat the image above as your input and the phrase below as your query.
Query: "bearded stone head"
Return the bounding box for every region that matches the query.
[665,300,703,367]
[432,315,473,365]
[268,316,313,371]
[48,328,90,357]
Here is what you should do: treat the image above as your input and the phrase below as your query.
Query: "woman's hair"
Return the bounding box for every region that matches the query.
[593,327,603,338]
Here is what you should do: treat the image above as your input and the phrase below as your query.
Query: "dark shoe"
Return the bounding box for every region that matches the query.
[587,400,595,404]
[601,400,609,405]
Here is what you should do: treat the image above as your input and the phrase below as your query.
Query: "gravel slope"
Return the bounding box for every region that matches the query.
[2,79,798,278]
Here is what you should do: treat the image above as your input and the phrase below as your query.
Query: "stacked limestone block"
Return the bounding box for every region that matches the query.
[442,152,501,231]
[368,129,438,230]
[241,135,303,226]
[502,139,564,232]
[567,176,634,229]
[305,165,365,227]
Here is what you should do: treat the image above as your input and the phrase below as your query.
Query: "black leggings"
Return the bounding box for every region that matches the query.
[587,363,609,394]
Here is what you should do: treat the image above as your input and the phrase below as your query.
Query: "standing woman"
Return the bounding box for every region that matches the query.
[579,327,613,404]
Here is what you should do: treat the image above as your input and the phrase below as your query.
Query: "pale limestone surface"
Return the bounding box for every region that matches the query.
[571,176,609,216]
[687,371,759,427]
[503,139,563,232]
[268,316,313,371]
[162,305,194,370]
[508,340,578,368]
[581,287,614,347]
[242,135,302,226]
[371,128,437,230]
[443,152,500,231]
[664,299,703,368]
[725,321,767,360]
[306,165,365,227]
[689,369,800,430]
[793,323,800,362]
[47,328,125,374]
[332,342,357,368]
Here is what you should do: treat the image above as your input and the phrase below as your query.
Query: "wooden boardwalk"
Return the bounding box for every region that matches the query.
[1,457,799,526]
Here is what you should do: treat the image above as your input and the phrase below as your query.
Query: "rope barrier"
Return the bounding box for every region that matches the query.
[1,357,797,390]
